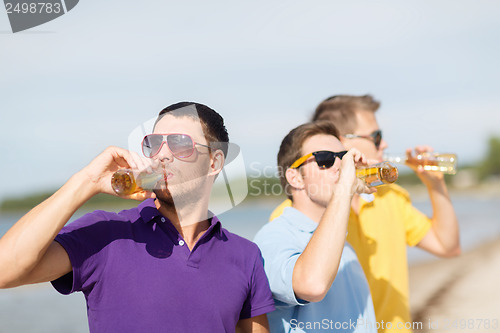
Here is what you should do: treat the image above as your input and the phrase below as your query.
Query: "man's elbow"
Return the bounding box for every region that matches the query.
[435,243,461,258]
[0,260,29,289]
[294,279,330,303]
[0,275,19,289]
[0,262,12,289]
[443,245,461,258]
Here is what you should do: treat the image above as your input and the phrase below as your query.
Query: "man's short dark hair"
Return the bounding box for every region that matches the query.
[312,95,380,135]
[155,102,229,158]
[277,121,340,200]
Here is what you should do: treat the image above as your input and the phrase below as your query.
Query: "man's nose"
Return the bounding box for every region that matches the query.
[156,141,174,162]
[379,138,388,151]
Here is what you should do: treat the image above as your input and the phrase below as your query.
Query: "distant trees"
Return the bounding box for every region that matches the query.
[479,136,500,180]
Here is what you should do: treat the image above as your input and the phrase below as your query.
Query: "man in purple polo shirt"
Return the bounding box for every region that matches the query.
[0,102,275,332]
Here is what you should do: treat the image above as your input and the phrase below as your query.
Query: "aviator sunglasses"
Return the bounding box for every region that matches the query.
[142,133,210,158]
[290,150,348,169]
[344,129,382,149]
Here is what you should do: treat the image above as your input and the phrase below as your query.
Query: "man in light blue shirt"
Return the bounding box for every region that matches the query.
[254,121,377,333]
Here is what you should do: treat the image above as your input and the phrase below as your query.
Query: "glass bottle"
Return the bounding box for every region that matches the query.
[384,153,457,175]
[356,162,399,187]
[111,169,163,196]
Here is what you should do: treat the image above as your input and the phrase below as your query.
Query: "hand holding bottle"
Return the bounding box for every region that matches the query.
[79,146,156,201]
[356,161,398,187]
[405,146,447,185]
[337,149,377,195]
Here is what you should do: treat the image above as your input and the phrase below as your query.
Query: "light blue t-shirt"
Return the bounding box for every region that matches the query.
[254,207,377,333]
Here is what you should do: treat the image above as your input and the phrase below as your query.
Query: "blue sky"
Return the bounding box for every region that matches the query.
[1,0,499,201]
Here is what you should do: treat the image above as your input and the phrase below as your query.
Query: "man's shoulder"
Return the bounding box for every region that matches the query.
[220,227,262,254]
[259,214,294,233]
[61,205,141,233]
[375,183,411,201]
[91,206,142,223]
[254,210,301,245]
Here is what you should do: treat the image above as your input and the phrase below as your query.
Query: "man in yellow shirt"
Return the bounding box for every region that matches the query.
[270,95,461,332]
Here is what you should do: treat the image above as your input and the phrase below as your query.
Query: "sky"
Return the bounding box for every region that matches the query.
[1,0,499,202]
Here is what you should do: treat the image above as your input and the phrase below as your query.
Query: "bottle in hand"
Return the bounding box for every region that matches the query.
[384,153,457,175]
[111,169,164,196]
[356,162,399,187]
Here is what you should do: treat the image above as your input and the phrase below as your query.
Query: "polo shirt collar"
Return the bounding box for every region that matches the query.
[282,207,318,233]
[138,199,161,223]
[207,214,223,238]
[138,199,223,238]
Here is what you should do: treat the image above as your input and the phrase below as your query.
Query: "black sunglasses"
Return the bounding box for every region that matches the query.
[344,130,382,149]
[290,150,348,169]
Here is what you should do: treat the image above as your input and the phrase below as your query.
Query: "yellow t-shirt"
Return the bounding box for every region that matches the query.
[269,184,432,332]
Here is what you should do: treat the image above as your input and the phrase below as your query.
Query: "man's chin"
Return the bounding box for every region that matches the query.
[153,188,173,204]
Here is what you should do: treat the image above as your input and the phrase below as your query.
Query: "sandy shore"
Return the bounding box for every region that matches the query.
[409,237,500,332]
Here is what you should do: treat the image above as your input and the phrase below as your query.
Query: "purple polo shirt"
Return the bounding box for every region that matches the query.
[51,199,275,333]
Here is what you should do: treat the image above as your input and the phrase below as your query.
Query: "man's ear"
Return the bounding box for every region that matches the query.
[208,149,225,176]
[285,168,305,190]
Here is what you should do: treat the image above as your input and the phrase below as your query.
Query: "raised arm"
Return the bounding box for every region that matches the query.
[407,146,461,257]
[291,149,374,302]
[0,146,154,289]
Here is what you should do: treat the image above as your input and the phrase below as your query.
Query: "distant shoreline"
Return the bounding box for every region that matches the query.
[1,182,499,214]
[403,182,500,201]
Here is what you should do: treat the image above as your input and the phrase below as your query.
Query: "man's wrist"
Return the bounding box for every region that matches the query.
[421,174,446,188]
[69,170,100,201]
[332,183,355,200]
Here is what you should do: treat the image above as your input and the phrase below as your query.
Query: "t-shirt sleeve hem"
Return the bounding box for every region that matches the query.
[240,302,277,319]
[278,255,309,306]
[407,221,432,247]
[50,236,79,294]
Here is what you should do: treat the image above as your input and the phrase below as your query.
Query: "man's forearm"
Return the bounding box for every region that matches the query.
[292,185,353,302]
[427,179,460,254]
[0,171,96,287]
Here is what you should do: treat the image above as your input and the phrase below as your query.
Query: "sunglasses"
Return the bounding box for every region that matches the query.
[142,133,210,158]
[290,150,348,169]
[344,130,382,149]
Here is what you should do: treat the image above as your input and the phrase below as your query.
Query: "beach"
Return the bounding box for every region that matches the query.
[409,237,500,332]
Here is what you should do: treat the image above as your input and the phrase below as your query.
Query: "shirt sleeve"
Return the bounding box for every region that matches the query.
[269,199,292,221]
[51,211,116,295]
[254,224,309,307]
[396,188,432,247]
[239,246,276,319]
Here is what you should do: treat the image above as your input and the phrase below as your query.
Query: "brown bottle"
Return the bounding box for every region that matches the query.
[111,169,163,196]
[356,162,399,187]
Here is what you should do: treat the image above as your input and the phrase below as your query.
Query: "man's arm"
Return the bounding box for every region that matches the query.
[416,177,461,257]
[407,147,461,257]
[0,147,154,289]
[236,315,270,333]
[291,149,374,302]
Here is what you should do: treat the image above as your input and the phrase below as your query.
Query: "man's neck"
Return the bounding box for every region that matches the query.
[291,197,326,224]
[291,192,361,223]
[154,197,211,250]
